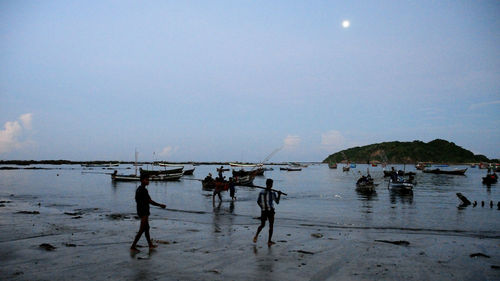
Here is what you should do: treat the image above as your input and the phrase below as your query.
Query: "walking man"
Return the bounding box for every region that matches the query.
[130,174,166,252]
[253,178,281,247]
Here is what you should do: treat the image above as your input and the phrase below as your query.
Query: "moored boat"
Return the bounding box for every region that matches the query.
[182,168,195,175]
[356,174,376,192]
[422,168,467,175]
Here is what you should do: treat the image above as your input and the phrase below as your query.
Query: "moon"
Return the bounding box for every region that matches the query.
[342,20,350,28]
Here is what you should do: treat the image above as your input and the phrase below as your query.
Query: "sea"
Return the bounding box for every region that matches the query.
[1,163,499,238]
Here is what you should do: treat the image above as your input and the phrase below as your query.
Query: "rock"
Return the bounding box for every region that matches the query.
[297,250,314,255]
[375,240,410,246]
[39,243,56,251]
[65,243,77,247]
[16,211,40,214]
[470,253,490,258]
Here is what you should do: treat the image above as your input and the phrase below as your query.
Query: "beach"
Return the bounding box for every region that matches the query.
[1,165,499,280]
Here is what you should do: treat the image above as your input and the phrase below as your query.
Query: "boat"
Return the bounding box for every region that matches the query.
[415,162,431,170]
[383,170,415,177]
[388,178,414,192]
[234,174,255,186]
[111,173,140,181]
[229,162,263,168]
[422,168,467,175]
[482,169,498,185]
[182,168,195,175]
[350,163,357,168]
[139,166,184,176]
[342,166,350,172]
[232,167,264,177]
[149,172,183,181]
[280,167,301,171]
[202,178,228,190]
[328,162,337,169]
[356,174,376,192]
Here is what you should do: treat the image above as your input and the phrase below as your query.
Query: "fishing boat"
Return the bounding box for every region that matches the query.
[232,167,264,177]
[149,172,184,181]
[182,168,195,175]
[139,166,184,176]
[356,174,376,192]
[229,162,263,168]
[388,178,414,192]
[383,170,415,177]
[111,172,140,181]
[280,167,301,171]
[482,169,498,185]
[234,174,255,186]
[342,166,350,172]
[422,168,467,175]
[350,163,357,168]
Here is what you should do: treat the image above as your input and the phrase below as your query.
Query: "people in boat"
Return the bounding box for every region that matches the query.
[253,178,282,247]
[130,174,166,252]
[204,173,214,182]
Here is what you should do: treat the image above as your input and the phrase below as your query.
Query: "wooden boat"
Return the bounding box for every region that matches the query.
[111,173,140,181]
[202,179,229,190]
[389,179,414,192]
[482,170,498,185]
[280,167,301,171]
[232,168,264,176]
[149,172,183,181]
[229,162,263,168]
[342,166,350,172]
[234,175,255,186]
[183,168,195,175]
[328,162,337,169]
[140,167,184,176]
[422,168,467,175]
[111,171,183,181]
[356,175,376,192]
[383,170,416,177]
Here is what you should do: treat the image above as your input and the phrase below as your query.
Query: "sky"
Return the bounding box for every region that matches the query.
[1,0,499,162]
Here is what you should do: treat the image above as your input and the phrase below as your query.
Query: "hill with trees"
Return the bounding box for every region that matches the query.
[323,139,490,164]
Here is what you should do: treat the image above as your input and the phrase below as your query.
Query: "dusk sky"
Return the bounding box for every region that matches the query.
[1,1,499,162]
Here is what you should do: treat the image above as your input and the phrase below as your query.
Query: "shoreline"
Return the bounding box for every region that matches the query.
[1,198,499,280]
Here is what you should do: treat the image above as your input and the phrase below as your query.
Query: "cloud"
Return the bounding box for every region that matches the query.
[469,100,500,111]
[20,113,33,129]
[0,113,34,154]
[321,130,345,148]
[157,146,178,157]
[283,135,300,149]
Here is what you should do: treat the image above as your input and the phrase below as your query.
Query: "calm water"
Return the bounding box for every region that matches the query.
[1,164,499,237]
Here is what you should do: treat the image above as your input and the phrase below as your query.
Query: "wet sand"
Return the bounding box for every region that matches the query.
[1,198,499,281]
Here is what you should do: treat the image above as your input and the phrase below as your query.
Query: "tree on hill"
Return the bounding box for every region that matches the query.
[323,139,489,164]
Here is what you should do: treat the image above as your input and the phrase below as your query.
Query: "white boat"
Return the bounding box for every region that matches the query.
[389,178,413,192]
[229,162,263,168]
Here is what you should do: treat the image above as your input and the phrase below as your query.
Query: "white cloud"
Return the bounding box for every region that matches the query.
[0,113,34,154]
[283,135,300,149]
[469,100,500,111]
[20,113,33,129]
[158,146,178,157]
[321,130,345,148]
